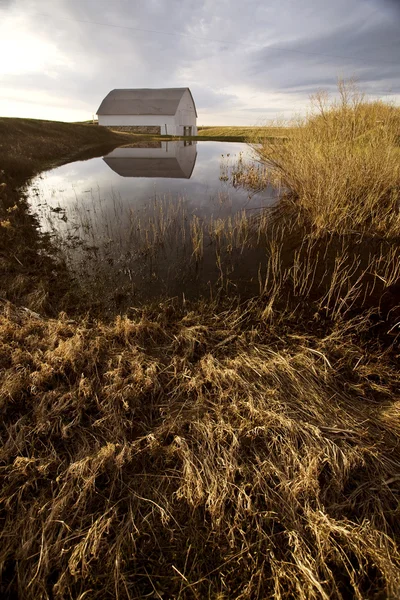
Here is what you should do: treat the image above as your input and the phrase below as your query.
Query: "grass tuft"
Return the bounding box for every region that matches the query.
[255,81,400,236]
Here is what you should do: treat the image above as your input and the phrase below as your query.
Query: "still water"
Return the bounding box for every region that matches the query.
[27,141,276,308]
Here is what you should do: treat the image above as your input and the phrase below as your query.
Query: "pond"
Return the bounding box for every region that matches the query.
[27,141,277,310]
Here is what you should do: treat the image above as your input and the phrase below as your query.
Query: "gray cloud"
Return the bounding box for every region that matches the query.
[380,0,400,15]
[1,0,399,123]
[244,6,400,98]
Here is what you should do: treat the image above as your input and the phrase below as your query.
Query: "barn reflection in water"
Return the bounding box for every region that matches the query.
[103,141,197,179]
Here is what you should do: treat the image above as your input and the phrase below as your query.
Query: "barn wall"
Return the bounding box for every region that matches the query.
[110,126,161,134]
[98,115,178,135]
[176,90,197,136]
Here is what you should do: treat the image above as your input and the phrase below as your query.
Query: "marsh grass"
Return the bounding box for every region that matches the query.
[29,190,268,310]
[1,281,400,599]
[1,92,400,599]
[29,185,400,324]
[198,126,291,142]
[254,81,400,236]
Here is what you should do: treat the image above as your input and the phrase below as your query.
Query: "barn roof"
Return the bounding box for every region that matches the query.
[97,88,197,116]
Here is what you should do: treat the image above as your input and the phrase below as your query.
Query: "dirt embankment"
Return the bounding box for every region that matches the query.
[0,117,127,183]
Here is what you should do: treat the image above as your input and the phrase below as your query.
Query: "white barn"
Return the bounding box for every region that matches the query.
[96,88,197,136]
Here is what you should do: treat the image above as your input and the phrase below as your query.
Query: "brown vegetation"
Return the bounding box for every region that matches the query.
[0,117,125,182]
[255,81,400,236]
[198,126,290,142]
[1,294,400,599]
[1,89,400,598]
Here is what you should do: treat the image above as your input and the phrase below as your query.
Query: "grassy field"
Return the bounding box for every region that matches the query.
[110,126,286,142]
[1,89,400,599]
[74,121,287,142]
[197,125,291,141]
[0,117,128,182]
[75,121,289,141]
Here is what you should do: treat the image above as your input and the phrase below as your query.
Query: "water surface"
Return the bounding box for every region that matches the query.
[27,141,276,308]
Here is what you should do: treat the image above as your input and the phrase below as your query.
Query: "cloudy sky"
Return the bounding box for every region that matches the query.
[0,0,399,124]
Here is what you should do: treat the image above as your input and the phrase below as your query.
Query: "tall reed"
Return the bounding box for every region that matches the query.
[255,80,400,236]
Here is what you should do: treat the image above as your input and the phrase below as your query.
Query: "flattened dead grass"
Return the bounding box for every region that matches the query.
[0,299,399,599]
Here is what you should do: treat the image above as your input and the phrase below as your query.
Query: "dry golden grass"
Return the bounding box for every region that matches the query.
[1,202,400,598]
[1,89,400,598]
[198,126,291,142]
[0,117,125,182]
[1,292,400,599]
[254,81,400,236]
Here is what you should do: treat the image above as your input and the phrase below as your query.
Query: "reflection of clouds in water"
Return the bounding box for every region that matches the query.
[26,141,278,304]
[28,141,275,237]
